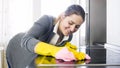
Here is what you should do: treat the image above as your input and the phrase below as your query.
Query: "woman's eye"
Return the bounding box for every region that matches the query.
[75,26,79,29]
[75,25,80,29]
[69,22,73,25]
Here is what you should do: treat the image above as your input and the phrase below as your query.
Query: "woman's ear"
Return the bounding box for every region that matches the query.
[56,12,65,22]
[59,12,65,20]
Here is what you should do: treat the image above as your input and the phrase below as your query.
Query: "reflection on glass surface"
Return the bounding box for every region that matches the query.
[36,47,120,67]
[35,55,91,65]
[35,47,120,68]
[35,55,91,68]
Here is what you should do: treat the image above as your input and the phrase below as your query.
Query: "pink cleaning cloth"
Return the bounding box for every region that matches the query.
[85,54,91,60]
[55,47,76,61]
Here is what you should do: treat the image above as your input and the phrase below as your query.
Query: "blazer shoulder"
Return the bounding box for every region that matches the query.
[35,15,54,27]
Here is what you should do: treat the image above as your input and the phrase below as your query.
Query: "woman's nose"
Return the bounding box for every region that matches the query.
[70,25,76,32]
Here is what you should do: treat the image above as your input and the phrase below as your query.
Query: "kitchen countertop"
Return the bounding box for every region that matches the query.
[36,45,120,68]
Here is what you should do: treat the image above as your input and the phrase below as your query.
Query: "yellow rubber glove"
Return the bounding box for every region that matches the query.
[65,42,77,50]
[34,42,76,61]
[34,42,63,57]
[65,42,86,60]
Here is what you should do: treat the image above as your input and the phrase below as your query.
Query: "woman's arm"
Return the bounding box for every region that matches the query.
[21,15,51,53]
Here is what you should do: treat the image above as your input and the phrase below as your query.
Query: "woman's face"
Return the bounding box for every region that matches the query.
[59,14,84,36]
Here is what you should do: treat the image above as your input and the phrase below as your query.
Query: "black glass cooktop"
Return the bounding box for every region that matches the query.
[36,45,120,68]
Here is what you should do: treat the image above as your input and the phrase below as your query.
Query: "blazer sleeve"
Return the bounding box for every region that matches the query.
[21,15,51,53]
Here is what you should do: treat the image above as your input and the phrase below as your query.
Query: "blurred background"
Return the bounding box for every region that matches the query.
[1,0,120,68]
[0,0,88,48]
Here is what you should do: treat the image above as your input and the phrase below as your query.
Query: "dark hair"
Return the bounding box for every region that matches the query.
[65,4,85,21]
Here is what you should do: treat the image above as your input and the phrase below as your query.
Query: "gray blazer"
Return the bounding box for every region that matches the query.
[6,15,73,68]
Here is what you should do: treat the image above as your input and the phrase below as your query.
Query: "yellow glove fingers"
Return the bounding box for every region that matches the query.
[65,42,77,50]
[77,52,85,60]
[67,46,85,60]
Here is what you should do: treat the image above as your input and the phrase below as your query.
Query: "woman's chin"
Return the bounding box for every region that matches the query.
[63,31,70,36]
[64,33,69,36]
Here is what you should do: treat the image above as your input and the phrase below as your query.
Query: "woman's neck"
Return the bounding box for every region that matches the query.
[57,28,64,43]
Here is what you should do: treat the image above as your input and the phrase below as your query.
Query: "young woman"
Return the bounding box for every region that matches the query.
[6,4,90,68]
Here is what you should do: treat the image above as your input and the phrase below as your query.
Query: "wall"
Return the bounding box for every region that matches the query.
[107,0,120,45]
[0,0,2,45]
[3,0,33,46]
[105,0,120,52]
[33,0,41,22]
[0,0,33,67]
[105,0,120,63]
